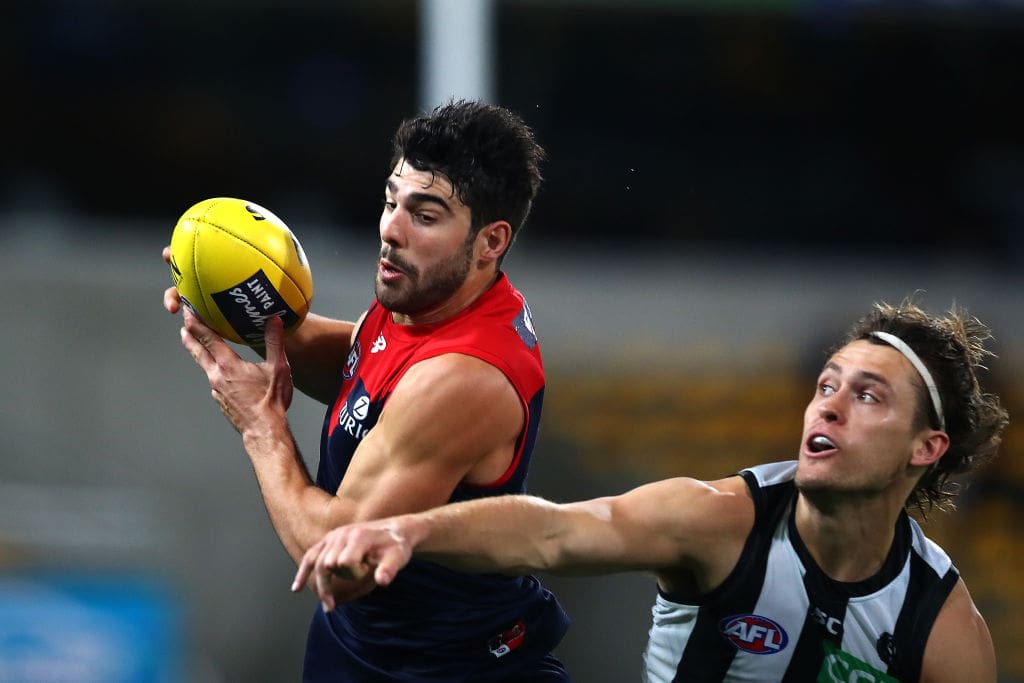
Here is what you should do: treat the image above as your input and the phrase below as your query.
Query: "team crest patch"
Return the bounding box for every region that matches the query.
[818,640,899,682]
[720,614,788,654]
[343,340,361,380]
[876,632,896,665]
[488,620,526,659]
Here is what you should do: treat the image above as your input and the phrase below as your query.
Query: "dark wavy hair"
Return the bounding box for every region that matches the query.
[837,297,1009,514]
[390,99,545,264]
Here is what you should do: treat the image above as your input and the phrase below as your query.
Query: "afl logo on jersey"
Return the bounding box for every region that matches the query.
[720,614,789,654]
[343,340,361,380]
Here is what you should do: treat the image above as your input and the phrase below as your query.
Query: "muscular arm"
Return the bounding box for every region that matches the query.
[293,473,755,607]
[274,354,527,603]
[420,476,752,580]
[919,578,996,683]
[181,308,528,600]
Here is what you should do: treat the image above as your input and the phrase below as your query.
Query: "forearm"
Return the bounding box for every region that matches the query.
[410,495,577,575]
[242,422,356,564]
[292,491,614,606]
[410,493,675,577]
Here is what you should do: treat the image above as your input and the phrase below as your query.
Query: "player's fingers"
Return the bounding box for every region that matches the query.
[181,312,235,377]
[314,562,336,612]
[372,545,410,587]
[315,537,356,581]
[374,564,395,586]
[183,307,237,365]
[329,540,372,582]
[162,245,171,264]
[180,323,213,369]
[292,541,324,592]
[163,286,181,314]
[182,306,212,340]
[322,595,336,613]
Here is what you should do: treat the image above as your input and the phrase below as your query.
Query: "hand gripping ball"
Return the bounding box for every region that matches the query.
[169,197,314,346]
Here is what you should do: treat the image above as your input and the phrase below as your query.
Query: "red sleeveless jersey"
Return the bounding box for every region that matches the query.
[306,273,569,682]
[318,272,544,497]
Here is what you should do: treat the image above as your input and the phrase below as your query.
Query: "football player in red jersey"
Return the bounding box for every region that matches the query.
[164,100,570,682]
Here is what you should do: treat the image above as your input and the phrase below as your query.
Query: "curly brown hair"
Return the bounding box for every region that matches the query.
[390,99,545,265]
[837,297,1010,514]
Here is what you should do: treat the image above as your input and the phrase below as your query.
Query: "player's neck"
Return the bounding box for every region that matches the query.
[794,492,900,583]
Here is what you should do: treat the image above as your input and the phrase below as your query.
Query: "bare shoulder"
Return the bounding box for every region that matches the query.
[920,578,996,683]
[373,353,523,471]
[610,475,753,533]
[604,474,754,592]
[336,352,524,519]
[400,352,514,392]
[388,353,521,431]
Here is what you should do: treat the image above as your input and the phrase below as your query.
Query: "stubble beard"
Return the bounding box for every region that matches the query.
[375,236,475,316]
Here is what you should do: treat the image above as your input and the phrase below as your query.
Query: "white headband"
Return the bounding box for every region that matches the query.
[870,331,946,431]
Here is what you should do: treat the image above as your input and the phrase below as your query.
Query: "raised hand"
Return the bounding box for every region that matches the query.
[180,308,294,436]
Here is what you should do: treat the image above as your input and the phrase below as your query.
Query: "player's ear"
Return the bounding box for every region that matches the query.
[476,221,512,264]
[910,430,949,468]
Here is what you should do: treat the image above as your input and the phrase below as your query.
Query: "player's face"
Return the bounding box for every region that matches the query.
[795,340,929,499]
[376,160,477,320]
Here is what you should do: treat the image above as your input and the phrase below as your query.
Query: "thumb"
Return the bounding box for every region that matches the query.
[372,545,412,587]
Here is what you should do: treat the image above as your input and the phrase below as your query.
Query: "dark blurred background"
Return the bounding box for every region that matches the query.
[2,1,1022,681]
[7,0,1024,257]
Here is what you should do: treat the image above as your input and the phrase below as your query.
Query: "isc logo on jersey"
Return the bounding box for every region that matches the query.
[720,614,789,654]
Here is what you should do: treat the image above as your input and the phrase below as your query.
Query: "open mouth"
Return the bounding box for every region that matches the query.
[378,259,406,281]
[807,435,837,454]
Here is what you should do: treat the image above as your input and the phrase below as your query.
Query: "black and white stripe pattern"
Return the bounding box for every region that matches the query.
[642,461,957,683]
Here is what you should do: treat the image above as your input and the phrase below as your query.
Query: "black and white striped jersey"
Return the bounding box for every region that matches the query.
[642,461,958,683]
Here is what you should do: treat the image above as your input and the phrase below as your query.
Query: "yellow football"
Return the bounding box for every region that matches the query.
[169,197,313,346]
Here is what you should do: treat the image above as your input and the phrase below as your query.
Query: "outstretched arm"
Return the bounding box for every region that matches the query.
[292,474,755,611]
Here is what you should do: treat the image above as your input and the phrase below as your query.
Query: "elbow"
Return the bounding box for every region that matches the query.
[519,530,569,575]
